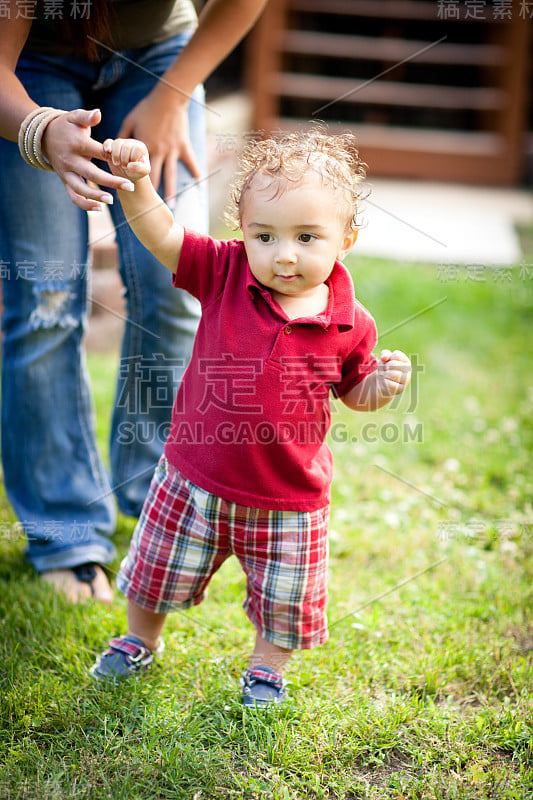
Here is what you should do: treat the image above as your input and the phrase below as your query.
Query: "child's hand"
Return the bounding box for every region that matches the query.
[102,138,151,184]
[376,349,412,399]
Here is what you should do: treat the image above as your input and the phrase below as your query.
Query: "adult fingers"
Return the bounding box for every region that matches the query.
[150,153,163,197]
[177,137,201,181]
[62,171,114,210]
[116,111,134,140]
[63,180,105,212]
[163,155,178,207]
[67,107,102,129]
[67,156,135,192]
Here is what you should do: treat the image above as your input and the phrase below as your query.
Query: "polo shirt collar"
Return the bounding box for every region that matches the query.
[246,260,356,331]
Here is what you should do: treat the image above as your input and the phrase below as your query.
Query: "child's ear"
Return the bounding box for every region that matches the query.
[337,230,358,260]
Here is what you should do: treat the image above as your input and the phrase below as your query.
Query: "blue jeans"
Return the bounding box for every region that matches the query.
[0,33,207,572]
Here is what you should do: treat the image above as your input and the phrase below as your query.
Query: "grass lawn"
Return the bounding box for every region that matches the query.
[0,251,532,799]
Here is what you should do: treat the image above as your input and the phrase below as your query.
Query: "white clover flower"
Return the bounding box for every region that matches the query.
[443,458,461,473]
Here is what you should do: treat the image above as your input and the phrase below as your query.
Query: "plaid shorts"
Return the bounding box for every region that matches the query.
[117,457,330,650]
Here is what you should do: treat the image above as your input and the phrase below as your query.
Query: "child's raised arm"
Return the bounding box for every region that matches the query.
[102,138,184,273]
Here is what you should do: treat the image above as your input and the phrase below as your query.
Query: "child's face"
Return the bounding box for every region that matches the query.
[240,171,357,302]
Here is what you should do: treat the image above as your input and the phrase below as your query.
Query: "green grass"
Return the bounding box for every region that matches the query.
[1,253,532,799]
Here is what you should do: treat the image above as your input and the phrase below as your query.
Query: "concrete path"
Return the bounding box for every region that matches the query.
[90,167,533,270]
[356,179,533,266]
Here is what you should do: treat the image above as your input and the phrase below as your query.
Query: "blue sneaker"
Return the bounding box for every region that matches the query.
[240,665,287,708]
[90,635,164,681]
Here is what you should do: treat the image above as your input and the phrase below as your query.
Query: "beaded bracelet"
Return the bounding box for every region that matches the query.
[18,107,51,167]
[18,107,68,170]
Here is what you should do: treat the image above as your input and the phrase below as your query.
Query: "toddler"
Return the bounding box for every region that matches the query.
[91,129,412,706]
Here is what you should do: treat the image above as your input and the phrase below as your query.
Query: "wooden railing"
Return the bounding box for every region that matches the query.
[246,0,532,184]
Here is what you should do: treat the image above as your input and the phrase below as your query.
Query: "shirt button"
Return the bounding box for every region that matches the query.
[284,325,292,335]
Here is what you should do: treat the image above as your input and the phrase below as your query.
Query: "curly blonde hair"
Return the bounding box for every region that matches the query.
[226,127,367,232]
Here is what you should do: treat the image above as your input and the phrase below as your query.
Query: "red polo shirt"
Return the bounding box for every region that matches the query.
[164,229,378,511]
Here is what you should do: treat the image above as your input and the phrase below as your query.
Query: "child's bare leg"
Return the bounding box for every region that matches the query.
[249,632,293,674]
[126,600,166,651]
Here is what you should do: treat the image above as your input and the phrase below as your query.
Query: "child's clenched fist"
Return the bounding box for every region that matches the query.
[103,137,151,185]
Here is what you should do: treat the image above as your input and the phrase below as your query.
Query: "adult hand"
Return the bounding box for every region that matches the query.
[117,87,201,206]
[42,108,135,211]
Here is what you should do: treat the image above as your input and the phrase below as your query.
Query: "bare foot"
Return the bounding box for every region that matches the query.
[41,565,113,604]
